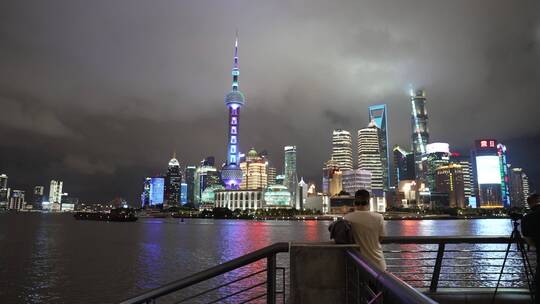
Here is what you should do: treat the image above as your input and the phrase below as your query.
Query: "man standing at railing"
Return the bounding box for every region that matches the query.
[344,189,386,270]
[522,193,539,303]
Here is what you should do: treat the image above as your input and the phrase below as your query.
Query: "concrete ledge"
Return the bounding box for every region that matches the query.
[289,243,358,304]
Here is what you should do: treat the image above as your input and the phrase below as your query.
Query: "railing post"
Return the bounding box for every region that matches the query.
[267,253,276,304]
[430,243,445,293]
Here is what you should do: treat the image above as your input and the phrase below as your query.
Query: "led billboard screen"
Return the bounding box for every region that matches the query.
[150,177,165,205]
[476,156,501,184]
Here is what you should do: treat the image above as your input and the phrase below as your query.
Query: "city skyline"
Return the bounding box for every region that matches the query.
[0,1,539,204]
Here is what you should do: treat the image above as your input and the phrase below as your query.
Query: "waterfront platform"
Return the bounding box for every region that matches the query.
[121,236,535,303]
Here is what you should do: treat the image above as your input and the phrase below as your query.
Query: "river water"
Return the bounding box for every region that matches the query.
[0,213,523,303]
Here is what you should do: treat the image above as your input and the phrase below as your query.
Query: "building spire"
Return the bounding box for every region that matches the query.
[232,31,239,92]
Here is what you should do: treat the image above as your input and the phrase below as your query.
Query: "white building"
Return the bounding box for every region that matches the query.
[342,169,372,195]
[47,180,63,211]
[8,190,25,210]
[332,129,353,171]
[215,190,263,210]
[358,121,384,193]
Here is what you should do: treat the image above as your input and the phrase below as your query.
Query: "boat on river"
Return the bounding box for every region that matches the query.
[74,208,137,222]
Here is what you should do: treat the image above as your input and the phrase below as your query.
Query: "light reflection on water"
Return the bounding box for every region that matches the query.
[0,213,530,303]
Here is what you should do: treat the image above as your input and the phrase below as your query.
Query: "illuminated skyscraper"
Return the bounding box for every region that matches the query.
[141,177,151,208]
[369,104,390,189]
[342,169,372,195]
[358,121,384,194]
[195,157,221,205]
[331,129,353,171]
[221,34,245,190]
[48,180,63,211]
[165,152,182,208]
[284,146,298,204]
[0,174,7,189]
[421,143,450,191]
[497,144,510,208]
[0,174,8,209]
[392,146,415,186]
[471,139,502,208]
[32,186,45,210]
[240,148,267,190]
[509,167,529,208]
[185,166,196,205]
[149,177,165,206]
[410,89,429,180]
[436,164,465,208]
[267,167,277,186]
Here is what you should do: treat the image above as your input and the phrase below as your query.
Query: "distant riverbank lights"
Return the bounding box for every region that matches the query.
[221,33,245,190]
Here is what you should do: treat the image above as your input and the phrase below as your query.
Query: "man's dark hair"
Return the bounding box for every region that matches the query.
[354,189,370,206]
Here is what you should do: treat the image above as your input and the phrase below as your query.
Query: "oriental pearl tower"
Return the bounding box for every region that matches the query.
[221,33,245,190]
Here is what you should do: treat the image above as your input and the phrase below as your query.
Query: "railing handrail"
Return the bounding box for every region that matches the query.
[382,235,511,244]
[119,242,289,304]
[346,249,438,304]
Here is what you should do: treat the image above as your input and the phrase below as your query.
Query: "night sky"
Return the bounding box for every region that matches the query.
[1,0,539,204]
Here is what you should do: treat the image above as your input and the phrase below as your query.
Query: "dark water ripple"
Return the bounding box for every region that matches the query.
[0,213,533,303]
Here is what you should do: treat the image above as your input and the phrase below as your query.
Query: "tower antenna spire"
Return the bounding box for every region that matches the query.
[232,31,239,91]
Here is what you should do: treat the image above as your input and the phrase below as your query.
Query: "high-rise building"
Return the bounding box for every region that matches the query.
[195,157,221,205]
[267,167,277,186]
[358,121,384,195]
[47,180,63,211]
[323,159,340,195]
[392,146,415,186]
[421,143,450,191]
[284,146,298,205]
[435,164,466,208]
[410,89,429,180]
[141,177,151,208]
[221,34,245,190]
[369,104,390,189]
[8,190,25,210]
[0,174,9,209]
[297,178,308,210]
[32,186,45,210]
[497,144,511,208]
[509,167,529,208]
[185,166,196,205]
[165,153,182,208]
[331,129,353,171]
[459,160,472,202]
[471,139,503,208]
[149,177,165,206]
[240,148,268,190]
[180,182,188,205]
[342,169,372,195]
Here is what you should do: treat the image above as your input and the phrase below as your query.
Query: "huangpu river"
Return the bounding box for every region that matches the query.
[0,213,518,303]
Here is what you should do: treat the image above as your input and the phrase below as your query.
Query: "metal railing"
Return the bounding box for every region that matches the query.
[381,236,537,293]
[346,249,438,304]
[119,242,289,304]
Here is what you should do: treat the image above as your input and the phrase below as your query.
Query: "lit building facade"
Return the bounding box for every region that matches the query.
[509,167,529,208]
[322,159,342,196]
[369,104,390,189]
[410,89,429,180]
[497,144,511,208]
[392,146,415,186]
[141,177,151,208]
[8,190,25,210]
[435,164,466,208]
[185,166,196,205]
[165,153,182,208]
[264,185,292,209]
[194,159,221,205]
[0,174,8,209]
[33,186,45,210]
[342,169,372,195]
[297,178,308,210]
[421,143,450,191]
[149,177,165,206]
[221,34,245,190]
[284,146,298,205]
[180,182,188,205]
[47,180,63,211]
[357,121,384,194]
[240,148,267,190]
[215,189,263,210]
[331,129,353,171]
[471,139,503,208]
[267,167,277,186]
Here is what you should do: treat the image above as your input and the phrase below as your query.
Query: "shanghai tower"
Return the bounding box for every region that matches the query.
[410,89,429,180]
[221,34,245,190]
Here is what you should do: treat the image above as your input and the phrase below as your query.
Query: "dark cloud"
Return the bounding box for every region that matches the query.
[0,0,539,203]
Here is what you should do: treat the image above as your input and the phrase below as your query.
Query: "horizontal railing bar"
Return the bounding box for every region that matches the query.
[119,242,289,304]
[382,236,511,244]
[176,268,267,303]
[206,281,266,304]
[385,257,436,260]
[238,292,267,304]
[438,279,524,282]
